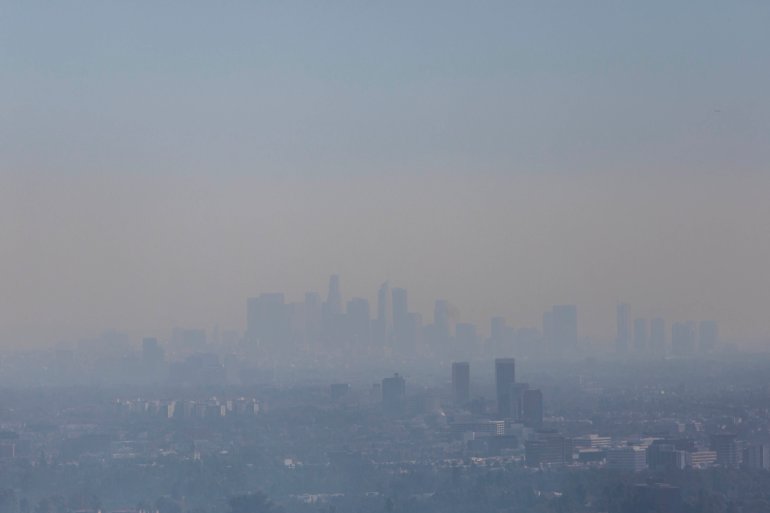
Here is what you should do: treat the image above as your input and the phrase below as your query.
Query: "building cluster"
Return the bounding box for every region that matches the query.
[615,302,719,355]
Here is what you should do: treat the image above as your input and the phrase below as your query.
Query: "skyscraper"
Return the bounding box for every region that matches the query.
[325,274,342,316]
[617,303,631,353]
[451,362,470,405]
[522,388,544,428]
[495,358,516,418]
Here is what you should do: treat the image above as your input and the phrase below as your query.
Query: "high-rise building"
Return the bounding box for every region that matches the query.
[382,373,406,416]
[616,303,631,353]
[633,318,648,352]
[650,318,666,354]
[710,433,741,467]
[495,358,516,418]
[451,362,470,405]
[525,431,568,467]
[522,388,544,428]
[698,320,718,353]
[743,444,770,470]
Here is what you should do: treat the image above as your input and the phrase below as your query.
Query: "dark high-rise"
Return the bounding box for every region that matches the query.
[451,361,470,405]
[495,358,516,418]
[522,388,544,428]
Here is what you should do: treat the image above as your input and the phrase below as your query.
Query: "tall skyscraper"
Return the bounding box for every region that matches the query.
[616,303,631,353]
[451,362,470,405]
[633,318,648,352]
[495,358,516,418]
[522,388,544,428]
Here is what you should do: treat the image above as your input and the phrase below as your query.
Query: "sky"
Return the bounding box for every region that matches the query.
[1,2,769,346]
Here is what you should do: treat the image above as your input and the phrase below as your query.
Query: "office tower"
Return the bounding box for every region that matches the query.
[142,337,164,366]
[616,303,631,353]
[382,373,406,416]
[606,446,648,472]
[522,388,544,428]
[710,433,740,467]
[346,297,371,347]
[551,305,578,349]
[698,320,718,353]
[650,318,666,354]
[525,431,568,467]
[743,445,770,470]
[633,318,648,352]
[510,382,530,421]
[451,362,470,405]
[495,358,516,418]
[246,293,290,349]
[671,321,696,356]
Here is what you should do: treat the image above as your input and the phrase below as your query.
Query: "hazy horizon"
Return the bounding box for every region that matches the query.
[2,2,770,347]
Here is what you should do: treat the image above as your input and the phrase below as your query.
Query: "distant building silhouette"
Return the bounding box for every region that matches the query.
[522,388,544,428]
[451,362,470,405]
[495,358,516,418]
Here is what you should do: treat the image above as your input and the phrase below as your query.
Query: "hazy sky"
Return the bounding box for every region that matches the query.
[1,2,769,346]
